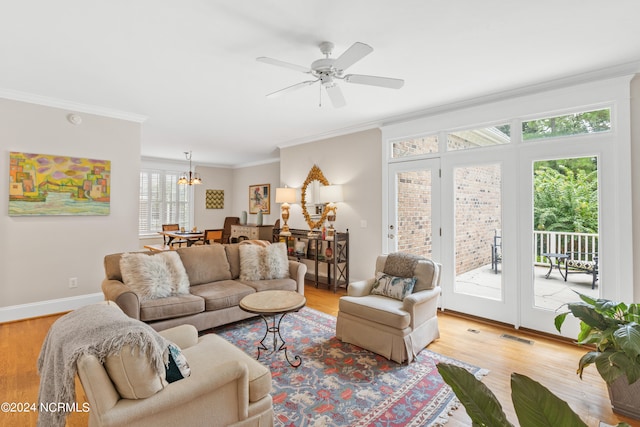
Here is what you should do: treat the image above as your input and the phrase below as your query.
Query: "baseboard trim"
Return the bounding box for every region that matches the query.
[0,293,104,323]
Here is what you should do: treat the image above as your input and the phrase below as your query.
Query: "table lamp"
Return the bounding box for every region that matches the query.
[319,184,343,240]
[275,187,296,236]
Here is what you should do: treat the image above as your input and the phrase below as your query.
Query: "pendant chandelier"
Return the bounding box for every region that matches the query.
[178,151,202,185]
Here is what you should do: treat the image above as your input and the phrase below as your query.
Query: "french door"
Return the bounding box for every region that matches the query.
[438,151,518,324]
[387,155,517,324]
[382,77,633,336]
[386,159,441,263]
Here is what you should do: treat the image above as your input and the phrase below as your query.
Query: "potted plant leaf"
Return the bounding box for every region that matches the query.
[555,293,640,419]
[437,363,630,427]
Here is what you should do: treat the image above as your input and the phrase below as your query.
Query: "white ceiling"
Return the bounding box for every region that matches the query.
[2,1,640,167]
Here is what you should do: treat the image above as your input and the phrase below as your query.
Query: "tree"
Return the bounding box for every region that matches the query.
[533,160,598,233]
[523,109,610,140]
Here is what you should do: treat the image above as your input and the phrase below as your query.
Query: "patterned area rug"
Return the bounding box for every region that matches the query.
[211,307,487,427]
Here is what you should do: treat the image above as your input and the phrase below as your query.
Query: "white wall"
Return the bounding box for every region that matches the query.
[193,164,235,230]
[631,75,640,300]
[0,98,142,320]
[232,161,280,226]
[280,128,383,282]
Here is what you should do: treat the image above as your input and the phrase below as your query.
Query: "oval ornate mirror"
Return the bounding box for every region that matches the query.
[301,165,330,230]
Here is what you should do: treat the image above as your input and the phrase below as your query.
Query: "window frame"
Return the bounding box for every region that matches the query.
[139,168,193,237]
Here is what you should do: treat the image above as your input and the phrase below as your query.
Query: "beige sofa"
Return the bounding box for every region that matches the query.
[102,243,307,331]
[78,322,274,427]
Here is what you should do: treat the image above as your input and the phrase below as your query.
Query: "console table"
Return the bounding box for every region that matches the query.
[274,228,349,293]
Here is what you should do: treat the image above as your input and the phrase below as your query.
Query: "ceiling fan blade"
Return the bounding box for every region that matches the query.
[256,57,311,74]
[325,84,346,108]
[344,74,404,89]
[333,42,373,71]
[266,80,317,98]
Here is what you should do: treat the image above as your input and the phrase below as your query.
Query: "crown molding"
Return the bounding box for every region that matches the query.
[0,88,148,123]
[277,59,640,150]
[380,60,640,129]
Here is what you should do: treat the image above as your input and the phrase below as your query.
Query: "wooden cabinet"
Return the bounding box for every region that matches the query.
[274,228,349,293]
[231,224,273,241]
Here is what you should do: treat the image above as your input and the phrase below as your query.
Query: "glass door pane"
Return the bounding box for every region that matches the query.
[387,159,440,259]
[532,157,600,310]
[453,163,502,300]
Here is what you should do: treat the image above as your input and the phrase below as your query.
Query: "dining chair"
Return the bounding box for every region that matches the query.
[221,217,241,244]
[203,229,224,244]
[162,224,187,248]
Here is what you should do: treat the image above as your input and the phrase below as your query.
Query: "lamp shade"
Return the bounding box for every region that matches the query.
[275,187,296,204]
[319,185,343,203]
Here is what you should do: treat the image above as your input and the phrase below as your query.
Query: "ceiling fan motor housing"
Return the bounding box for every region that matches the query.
[312,58,338,73]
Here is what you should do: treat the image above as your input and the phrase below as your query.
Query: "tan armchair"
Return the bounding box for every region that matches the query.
[77,324,274,427]
[336,254,441,363]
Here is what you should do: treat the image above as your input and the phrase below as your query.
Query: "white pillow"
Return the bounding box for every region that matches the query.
[159,251,190,295]
[120,252,190,300]
[239,242,289,281]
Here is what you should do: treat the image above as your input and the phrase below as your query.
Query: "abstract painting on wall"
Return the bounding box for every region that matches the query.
[205,189,224,209]
[9,152,111,216]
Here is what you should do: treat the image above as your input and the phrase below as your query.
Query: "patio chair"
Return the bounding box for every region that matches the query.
[491,229,501,274]
[564,251,598,289]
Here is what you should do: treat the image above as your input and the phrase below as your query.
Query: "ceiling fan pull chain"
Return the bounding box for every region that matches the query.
[319,83,322,107]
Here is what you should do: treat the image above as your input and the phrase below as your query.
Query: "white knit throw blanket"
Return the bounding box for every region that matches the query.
[36,302,169,427]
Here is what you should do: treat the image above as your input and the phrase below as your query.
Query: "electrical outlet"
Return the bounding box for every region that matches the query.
[69,277,78,288]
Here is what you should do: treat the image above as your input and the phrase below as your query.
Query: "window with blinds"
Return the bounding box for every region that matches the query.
[139,169,192,235]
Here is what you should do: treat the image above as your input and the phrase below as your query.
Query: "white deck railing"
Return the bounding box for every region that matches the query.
[533,230,598,264]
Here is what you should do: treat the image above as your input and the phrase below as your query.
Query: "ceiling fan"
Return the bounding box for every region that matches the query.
[257,41,404,108]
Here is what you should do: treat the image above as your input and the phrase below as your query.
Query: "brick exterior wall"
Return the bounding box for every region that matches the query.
[454,164,501,274]
[392,137,502,274]
[396,169,432,258]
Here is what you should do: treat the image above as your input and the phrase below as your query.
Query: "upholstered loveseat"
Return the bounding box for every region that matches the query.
[102,242,306,331]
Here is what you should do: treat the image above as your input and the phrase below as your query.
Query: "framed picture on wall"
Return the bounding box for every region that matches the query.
[9,151,111,216]
[249,184,270,214]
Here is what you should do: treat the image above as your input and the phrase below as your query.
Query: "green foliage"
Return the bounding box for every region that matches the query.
[436,363,513,427]
[533,159,598,233]
[555,293,640,385]
[437,363,630,427]
[522,109,611,140]
[511,373,587,427]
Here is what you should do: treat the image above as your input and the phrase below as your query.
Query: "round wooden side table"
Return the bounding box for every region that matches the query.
[239,290,306,367]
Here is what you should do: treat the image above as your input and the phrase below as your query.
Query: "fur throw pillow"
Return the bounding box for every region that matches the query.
[239,242,289,281]
[120,252,190,300]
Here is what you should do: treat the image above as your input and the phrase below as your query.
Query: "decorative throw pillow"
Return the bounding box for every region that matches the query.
[165,342,191,383]
[264,242,289,279]
[239,242,289,280]
[159,251,190,295]
[105,344,168,399]
[370,272,416,301]
[120,252,190,300]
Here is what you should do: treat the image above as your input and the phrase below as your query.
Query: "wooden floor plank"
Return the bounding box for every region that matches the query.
[1,284,636,426]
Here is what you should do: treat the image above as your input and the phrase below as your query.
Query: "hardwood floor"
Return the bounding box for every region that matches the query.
[1,284,637,426]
